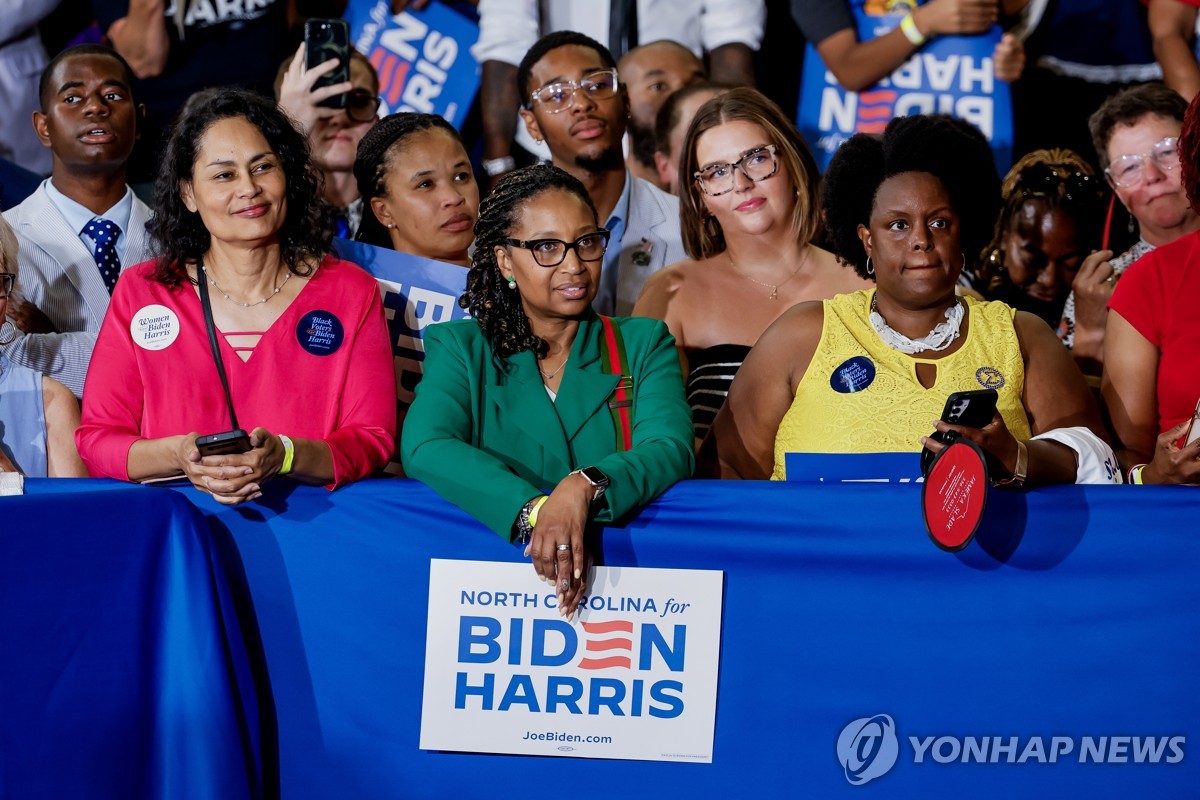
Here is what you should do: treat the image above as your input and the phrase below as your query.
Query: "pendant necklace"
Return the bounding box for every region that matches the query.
[539,353,569,381]
[869,293,964,354]
[728,247,808,300]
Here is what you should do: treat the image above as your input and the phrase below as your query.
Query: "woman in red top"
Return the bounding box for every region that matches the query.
[1103,90,1200,485]
[77,89,396,502]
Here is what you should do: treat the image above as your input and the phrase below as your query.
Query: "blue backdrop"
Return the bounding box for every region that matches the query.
[189,480,1196,797]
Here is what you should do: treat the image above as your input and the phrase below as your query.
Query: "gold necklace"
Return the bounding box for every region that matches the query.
[727,247,809,300]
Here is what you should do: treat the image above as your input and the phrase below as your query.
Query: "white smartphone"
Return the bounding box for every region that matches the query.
[1186,397,1200,446]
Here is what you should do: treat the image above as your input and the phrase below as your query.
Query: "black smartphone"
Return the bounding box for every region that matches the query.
[196,429,252,457]
[304,18,350,109]
[921,389,999,476]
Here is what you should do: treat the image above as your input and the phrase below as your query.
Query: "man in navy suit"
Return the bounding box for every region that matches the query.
[3,44,153,397]
[517,31,686,316]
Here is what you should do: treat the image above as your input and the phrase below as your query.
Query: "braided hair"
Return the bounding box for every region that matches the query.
[151,87,329,288]
[979,148,1102,289]
[461,164,598,363]
[822,114,1000,280]
[353,112,467,248]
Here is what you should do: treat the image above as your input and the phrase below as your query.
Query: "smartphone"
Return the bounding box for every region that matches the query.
[304,18,350,109]
[196,429,252,457]
[1185,397,1200,447]
[921,389,1000,475]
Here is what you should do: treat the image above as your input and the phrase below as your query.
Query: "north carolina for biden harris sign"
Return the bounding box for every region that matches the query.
[420,560,723,762]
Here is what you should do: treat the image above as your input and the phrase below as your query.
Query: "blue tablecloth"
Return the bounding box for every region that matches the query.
[167,478,1195,799]
[1,480,267,799]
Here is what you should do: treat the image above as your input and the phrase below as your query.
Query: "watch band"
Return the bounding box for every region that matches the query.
[994,439,1028,488]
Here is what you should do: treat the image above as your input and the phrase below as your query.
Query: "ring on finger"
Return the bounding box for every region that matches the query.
[1104,276,1116,286]
[556,543,571,552]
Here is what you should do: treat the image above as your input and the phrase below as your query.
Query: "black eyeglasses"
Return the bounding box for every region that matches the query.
[0,273,14,299]
[1015,163,1100,204]
[505,229,611,267]
[346,89,381,123]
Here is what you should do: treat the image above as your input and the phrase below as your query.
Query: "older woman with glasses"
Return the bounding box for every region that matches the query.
[1103,91,1200,486]
[402,164,693,619]
[277,44,382,238]
[634,88,870,443]
[0,217,87,477]
[977,150,1104,328]
[1060,84,1200,373]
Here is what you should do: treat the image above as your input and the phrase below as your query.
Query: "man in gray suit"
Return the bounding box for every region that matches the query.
[3,45,152,397]
[517,31,686,316]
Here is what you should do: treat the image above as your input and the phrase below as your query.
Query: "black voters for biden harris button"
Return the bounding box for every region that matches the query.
[296,310,344,356]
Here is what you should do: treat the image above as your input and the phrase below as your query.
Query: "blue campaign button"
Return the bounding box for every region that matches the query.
[296,310,344,356]
[830,356,875,393]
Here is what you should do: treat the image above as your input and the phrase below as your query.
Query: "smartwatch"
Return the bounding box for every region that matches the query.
[571,466,610,503]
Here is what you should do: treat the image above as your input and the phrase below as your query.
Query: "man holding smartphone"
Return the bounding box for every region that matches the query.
[276,42,381,239]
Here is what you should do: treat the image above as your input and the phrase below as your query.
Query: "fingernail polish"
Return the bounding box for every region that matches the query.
[574,569,581,579]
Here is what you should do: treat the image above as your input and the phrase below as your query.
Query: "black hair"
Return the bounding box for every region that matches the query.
[461,164,598,362]
[39,44,136,110]
[1089,83,1188,170]
[516,31,617,103]
[353,112,467,248]
[822,114,1000,279]
[150,88,331,288]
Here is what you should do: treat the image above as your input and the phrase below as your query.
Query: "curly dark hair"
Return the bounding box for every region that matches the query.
[822,114,1001,280]
[353,112,468,248]
[516,30,616,103]
[460,164,598,363]
[150,87,331,288]
[1180,90,1200,213]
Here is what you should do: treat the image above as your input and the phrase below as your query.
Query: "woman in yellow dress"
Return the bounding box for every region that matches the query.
[704,114,1117,486]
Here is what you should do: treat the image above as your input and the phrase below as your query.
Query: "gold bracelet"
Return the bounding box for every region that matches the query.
[994,439,1028,488]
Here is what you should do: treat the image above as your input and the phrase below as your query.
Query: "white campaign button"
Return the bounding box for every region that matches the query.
[130,304,180,351]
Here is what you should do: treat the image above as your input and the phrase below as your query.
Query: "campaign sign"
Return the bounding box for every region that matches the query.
[797,8,1013,172]
[420,560,724,763]
[784,452,925,483]
[345,0,480,127]
[335,238,469,405]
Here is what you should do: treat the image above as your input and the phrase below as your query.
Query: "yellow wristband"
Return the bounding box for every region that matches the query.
[278,434,295,476]
[527,495,549,527]
[1130,464,1147,485]
[900,13,927,46]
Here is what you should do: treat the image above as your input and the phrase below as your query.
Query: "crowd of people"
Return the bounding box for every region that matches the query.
[1,4,1199,615]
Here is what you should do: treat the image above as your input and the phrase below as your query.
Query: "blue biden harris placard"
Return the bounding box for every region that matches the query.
[420,560,724,762]
[345,0,481,127]
[797,1,1013,172]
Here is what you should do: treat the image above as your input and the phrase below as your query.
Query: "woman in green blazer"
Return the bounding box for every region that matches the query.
[402,165,694,619]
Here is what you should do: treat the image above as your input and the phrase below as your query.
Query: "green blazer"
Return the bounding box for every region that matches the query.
[401,313,695,538]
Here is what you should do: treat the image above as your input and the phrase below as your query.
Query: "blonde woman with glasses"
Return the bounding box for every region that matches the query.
[633,88,870,443]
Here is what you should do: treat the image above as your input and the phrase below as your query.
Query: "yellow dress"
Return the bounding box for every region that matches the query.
[771,290,1032,480]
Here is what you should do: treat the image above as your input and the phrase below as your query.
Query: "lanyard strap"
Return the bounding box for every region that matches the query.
[197,258,241,431]
[597,315,633,452]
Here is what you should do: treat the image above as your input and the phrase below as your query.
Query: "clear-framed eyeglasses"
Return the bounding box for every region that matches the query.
[505,229,611,267]
[1105,137,1180,189]
[693,145,779,196]
[0,273,14,299]
[527,69,619,114]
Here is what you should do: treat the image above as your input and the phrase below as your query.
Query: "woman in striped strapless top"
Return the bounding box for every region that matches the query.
[633,88,871,444]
